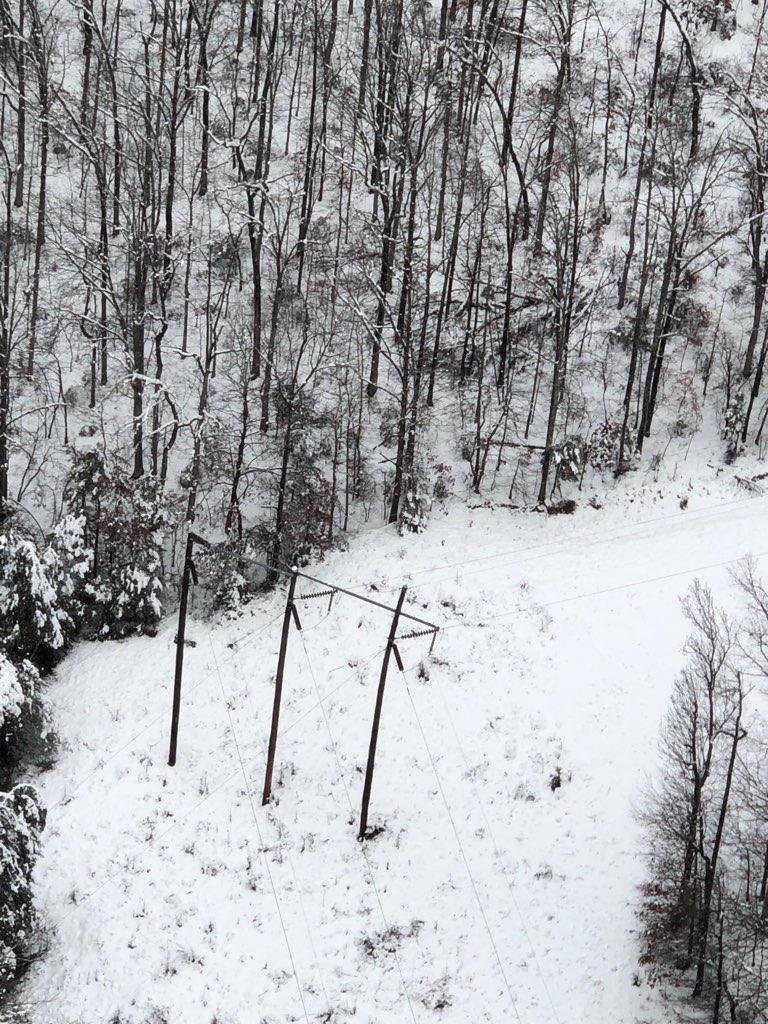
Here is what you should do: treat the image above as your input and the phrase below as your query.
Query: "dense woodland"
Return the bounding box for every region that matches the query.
[0,0,766,558]
[1,0,768,1017]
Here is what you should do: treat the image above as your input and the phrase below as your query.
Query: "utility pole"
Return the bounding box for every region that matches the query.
[168,531,209,766]
[358,586,407,840]
[262,569,301,804]
[166,533,439,837]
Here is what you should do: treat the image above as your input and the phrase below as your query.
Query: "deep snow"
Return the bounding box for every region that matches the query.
[19,467,768,1024]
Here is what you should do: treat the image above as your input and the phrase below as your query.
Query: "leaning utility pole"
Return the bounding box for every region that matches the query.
[168,531,209,766]
[358,586,407,840]
[262,569,301,804]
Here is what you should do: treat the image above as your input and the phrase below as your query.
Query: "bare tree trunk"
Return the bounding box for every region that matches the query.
[693,686,743,997]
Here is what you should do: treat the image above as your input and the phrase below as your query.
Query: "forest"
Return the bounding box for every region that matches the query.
[0,0,764,555]
[1,0,768,1019]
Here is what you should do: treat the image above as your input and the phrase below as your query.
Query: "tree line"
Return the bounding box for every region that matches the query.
[643,568,768,1023]
[0,0,763,562]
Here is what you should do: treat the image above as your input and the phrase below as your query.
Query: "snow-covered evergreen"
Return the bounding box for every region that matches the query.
[0,785,45,997]
[0,532,65,666]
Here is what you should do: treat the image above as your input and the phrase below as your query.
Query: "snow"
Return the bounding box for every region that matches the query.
[0,657,23,725]
[20,469,768,1023]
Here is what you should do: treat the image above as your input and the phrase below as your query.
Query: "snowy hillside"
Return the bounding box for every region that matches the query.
[19,466,768,1023]
[4,0,768,1014]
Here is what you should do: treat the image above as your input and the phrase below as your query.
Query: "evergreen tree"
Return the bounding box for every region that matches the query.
[42,514,93,644]
[0,784,45,997]
[0,655,48,780]
[65,451,168,638]
[0,530,64,666]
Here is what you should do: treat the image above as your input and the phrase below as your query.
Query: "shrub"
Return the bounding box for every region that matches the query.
[547,498,577,515]
[432,463,455,501]
[65,450,169,638]
[722,391,744,460]
[588,420,627,473]
[0,656,49,782]
[258,399,336,569]
[553,436,586,483]
[42,514,92,635]
[0,784,46,999]
[257,452,333,569]
[280,444,333,564]
[195,540,266,616]
[399,469,432,534]
[0,530,65,667]
[0,514,98,664]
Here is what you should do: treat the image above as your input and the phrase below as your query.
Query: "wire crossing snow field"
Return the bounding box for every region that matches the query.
[25,489,765,1023]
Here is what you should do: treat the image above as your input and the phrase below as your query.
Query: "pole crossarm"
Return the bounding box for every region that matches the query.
[294,570,439,631]
[187,531,212,548]
[178,530,441,634]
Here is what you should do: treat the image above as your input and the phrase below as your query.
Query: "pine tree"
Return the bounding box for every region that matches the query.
[0,784,45,997]
[64,451,168,638]
[0,654,47,779]
[0,530,65,665]
[42,514,93,643]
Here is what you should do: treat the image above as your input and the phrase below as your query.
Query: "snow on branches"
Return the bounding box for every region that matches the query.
[0,784,46,997]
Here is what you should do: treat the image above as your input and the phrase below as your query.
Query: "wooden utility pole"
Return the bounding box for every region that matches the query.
[358,586,407,840]
[168,531,209,766]
[169,534,195,766]
[262,569,301,805]
[166,533,439,838]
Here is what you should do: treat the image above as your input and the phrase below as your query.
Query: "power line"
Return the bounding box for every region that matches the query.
[398,660,524,1024]
[297,630,420,1024]
[437,547,768,634]
[187,529,440,632]
[219,643,335,1010]
[45,612,285,819]
[429,665,563,1024]
[219,610,286,661]
[40,499,768,1009]
[51,524,761,833]
[40,644,388,953]
[367,491,768,597]
[208,637,313,1024]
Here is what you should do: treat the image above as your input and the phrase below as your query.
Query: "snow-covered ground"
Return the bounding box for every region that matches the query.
[21,466,768,1024]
